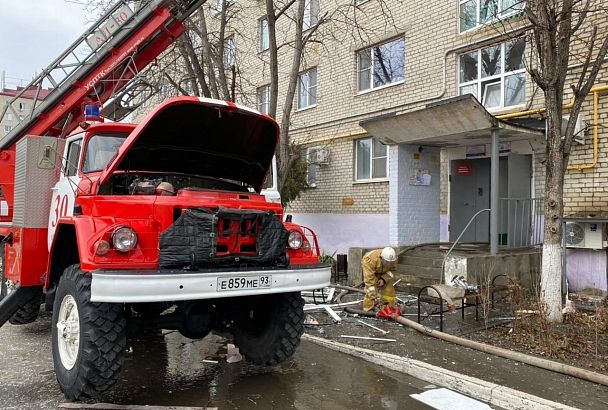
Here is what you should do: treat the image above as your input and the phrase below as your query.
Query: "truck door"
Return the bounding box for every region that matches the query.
[47,134,83,249]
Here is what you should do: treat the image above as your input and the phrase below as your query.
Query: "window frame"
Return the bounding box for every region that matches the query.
[354,137,389,182]
[458,39,527,110]
[356,36,406,93]
[259,17,269,52]
[297,67,318,110]
[64,137,83,177]
[459,0,525,34]
[303,0,320,31]
[223,35,236,67]
[210,0,234,15]
[257,84,271,114]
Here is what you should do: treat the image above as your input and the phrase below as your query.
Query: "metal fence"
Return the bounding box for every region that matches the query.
[499,197,544,248]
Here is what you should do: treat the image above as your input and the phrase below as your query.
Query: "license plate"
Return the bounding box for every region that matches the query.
[217,275,272,291]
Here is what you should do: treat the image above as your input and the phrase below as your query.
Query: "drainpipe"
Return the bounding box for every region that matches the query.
[490,128,500,255]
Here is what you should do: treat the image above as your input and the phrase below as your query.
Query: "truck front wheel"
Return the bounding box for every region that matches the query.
[232,292,304,366]
[52,265,126,400]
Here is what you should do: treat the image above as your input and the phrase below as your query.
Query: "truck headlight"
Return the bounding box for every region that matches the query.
[288,230,303,249]
[112,227,138,252]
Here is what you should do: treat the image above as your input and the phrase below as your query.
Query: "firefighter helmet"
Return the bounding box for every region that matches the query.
[380,247,397,263]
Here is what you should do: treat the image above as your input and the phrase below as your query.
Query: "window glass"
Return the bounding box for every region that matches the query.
[502,0,524,13]
[357,37,404,91]
[481,45,501,78]
[357,49,372,91]
[460,52,478,82]
[303,0,319,30]
[505,38,525,71]
[460,0,477,32]
[373,38,405,88]
[223,36,235,67]
[83,133,128,173]
[460,0,525,32]
[356,139,371,180]
[260,18,269,51]
[356,138,387,180]
[458,38,526,109]
[482,81,501,108]
[480,0,499,23]
[504,73,525,106]
[298,68,317,109]
[65,139,82,177]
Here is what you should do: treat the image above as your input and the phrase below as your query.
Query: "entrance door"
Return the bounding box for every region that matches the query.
[449,159,490,242]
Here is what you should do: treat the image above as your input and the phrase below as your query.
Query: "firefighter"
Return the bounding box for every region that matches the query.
[362,247,398,312]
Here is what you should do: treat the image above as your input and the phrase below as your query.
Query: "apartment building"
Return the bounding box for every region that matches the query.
[0,86,52,138]
[152,1,608,291]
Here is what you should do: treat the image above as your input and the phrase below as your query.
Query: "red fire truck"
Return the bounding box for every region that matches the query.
[0,0,330,400]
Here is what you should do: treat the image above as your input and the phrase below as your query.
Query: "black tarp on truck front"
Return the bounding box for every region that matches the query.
[159,207,289,269]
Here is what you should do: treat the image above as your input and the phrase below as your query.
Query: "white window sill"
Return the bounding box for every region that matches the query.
[487,103,527,115]
[353,178,389,185]
[356,80,404,96]
[458,11,525,35]
[296,104,317,112]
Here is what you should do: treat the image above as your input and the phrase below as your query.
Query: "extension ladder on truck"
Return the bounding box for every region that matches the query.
[0,0,204,326]
[0,0,204,149]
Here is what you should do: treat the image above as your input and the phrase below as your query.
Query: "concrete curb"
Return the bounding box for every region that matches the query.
[302,334,579,410]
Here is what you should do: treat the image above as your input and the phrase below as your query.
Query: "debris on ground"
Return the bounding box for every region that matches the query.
[340,335,397,342]
[226,344,242,363]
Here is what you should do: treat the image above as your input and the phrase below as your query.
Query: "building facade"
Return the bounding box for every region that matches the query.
[151,1,608,291]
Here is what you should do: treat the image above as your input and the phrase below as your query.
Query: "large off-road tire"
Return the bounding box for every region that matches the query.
[52,264,126,400]
[232,292,304,366]
[0,241,41,324]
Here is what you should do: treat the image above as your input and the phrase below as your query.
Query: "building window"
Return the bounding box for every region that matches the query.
[223,36,236,67]
[355,137,388,181]
[5,113,13,121]
[211,0,234,14]
[259,17,269,51]
[459,38,526,109]
[3,125,12,134]
[357,37,405,92]
[303,0,319,30]
[257,85,271,114]
[459,0,525,33]
[298,68,317,109]
[18,102,27,112]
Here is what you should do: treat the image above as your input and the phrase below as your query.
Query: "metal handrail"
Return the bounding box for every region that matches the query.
[440,208,491,284]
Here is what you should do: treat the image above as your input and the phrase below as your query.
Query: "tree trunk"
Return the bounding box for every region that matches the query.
[541,87,565,323]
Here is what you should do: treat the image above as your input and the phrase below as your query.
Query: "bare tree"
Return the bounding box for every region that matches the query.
[525,0,608,322]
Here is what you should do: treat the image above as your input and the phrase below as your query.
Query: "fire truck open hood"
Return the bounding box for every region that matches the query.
[98,97,279,192]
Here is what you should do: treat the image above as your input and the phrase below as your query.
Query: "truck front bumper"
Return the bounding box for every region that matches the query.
[90,265,331,303]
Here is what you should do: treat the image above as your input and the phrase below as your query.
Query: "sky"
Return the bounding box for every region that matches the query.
[0,0,89,88]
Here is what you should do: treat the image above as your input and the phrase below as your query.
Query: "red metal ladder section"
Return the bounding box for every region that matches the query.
[0,0,204,150]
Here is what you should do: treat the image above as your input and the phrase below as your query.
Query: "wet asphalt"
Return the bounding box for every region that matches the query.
[0,310,446,409]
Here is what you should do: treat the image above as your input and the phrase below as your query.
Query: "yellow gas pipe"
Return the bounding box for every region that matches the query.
[496,84,608,171]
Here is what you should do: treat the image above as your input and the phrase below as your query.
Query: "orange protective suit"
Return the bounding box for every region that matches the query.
[361,249,396,312]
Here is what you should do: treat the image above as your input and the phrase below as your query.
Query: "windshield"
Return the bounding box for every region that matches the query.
[83,133,128,173]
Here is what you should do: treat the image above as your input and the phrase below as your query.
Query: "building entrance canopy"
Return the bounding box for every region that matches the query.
[360,95,543,146]
[360,95,543,255]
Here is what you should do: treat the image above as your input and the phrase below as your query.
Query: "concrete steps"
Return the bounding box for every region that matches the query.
[395,247,445,288]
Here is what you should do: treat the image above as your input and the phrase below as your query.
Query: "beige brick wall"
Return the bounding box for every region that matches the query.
[135,1,608,218]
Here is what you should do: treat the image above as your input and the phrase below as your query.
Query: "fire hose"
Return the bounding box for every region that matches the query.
[330,284,608,387]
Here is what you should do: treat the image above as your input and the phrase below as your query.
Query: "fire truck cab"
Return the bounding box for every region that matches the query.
[0,96,330,399]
